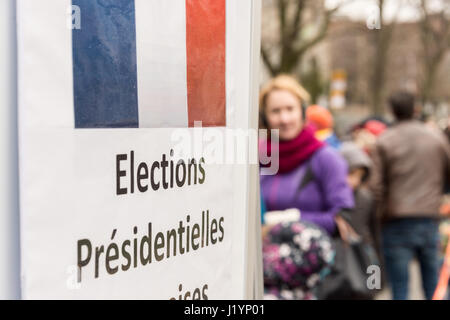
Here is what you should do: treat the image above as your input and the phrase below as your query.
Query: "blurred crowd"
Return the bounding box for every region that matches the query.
[259,75,450,300]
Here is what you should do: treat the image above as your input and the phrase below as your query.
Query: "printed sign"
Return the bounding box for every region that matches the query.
[18,0,257,299]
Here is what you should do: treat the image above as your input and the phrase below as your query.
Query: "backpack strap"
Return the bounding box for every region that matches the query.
[298,162,315,192]
[296,159,317,195]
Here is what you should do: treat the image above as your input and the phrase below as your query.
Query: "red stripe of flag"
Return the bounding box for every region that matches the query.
[186,0,226,127]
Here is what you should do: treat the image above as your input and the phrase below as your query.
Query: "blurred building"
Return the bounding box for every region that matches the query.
[324,16,450,109]
[261,1,450,117]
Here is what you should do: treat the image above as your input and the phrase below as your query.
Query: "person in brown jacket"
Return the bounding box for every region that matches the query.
[370,91,450,300]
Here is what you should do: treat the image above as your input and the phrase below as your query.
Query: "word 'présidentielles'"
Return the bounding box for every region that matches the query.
[77,210,224,283]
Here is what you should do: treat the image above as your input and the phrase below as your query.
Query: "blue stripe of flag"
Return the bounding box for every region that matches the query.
[72,0,139,128]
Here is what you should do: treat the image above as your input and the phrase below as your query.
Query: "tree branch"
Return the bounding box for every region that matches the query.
[261,45,278,76]
[293,6,338,56]
[277,0,287,45]
[288,0,306,43]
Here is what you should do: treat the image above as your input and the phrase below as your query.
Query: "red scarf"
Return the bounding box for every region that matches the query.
[261,125,324,174]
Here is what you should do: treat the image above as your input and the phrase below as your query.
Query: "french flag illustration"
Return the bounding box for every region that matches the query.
[72,0,226,128]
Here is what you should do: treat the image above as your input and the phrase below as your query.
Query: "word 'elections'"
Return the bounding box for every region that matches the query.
[116,150,206,195]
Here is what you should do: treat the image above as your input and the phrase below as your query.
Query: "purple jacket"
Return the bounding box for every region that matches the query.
[261,146,354,235]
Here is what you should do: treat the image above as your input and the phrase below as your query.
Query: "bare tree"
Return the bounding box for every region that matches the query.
[370,0,399,115]
[261,0,344,76]
[417,0,450,107]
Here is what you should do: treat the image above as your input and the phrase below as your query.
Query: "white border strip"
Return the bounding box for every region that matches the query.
[135,0,189,128]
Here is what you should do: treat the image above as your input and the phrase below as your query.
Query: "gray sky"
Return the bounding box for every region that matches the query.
[325,0,447,22]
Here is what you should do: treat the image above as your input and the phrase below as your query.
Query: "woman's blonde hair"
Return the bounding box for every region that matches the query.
[259,74,311,129]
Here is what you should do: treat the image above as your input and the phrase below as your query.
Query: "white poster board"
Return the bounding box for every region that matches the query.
[18,0,261,299]
[0,0,21,300]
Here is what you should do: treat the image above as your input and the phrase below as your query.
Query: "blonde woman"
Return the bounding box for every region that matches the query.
[259,75,354,235]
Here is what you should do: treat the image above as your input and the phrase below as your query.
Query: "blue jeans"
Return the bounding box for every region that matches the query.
[382,218,439,300]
